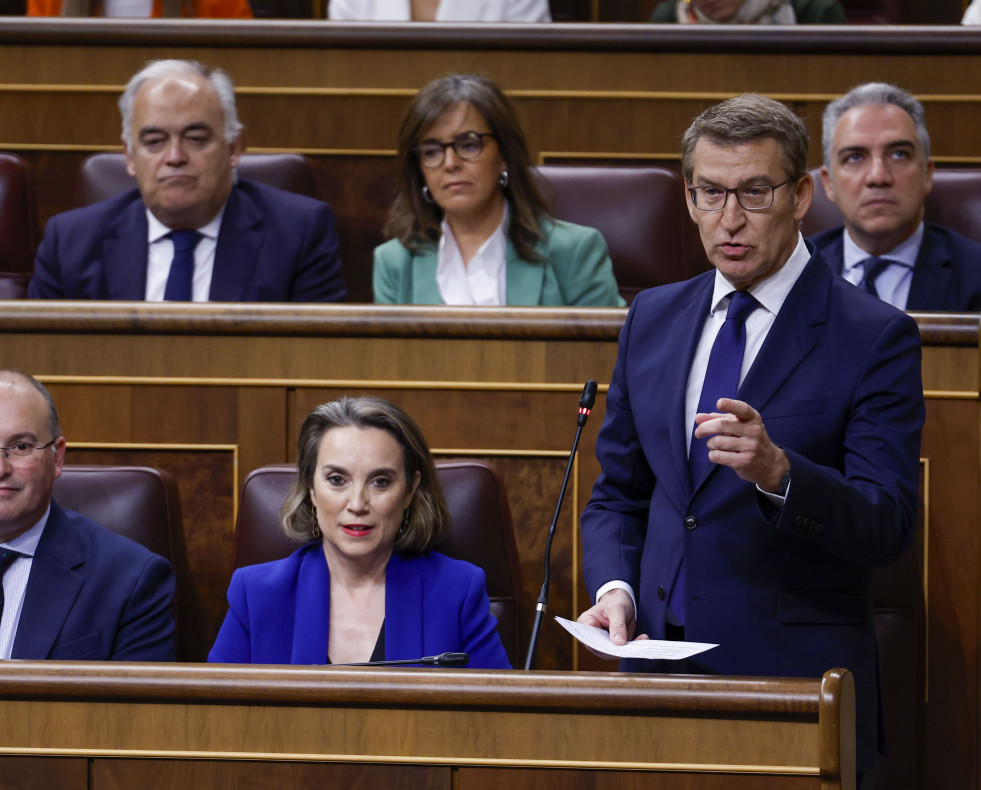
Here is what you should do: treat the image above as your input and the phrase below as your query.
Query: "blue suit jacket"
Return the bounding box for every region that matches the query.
[808,222,981,311]
[581,250,924,770]
[28,179,347,302]
[208,543,511,669]
[11,501,176,660]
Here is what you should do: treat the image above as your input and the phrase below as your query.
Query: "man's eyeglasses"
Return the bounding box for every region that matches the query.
[1,439,58,466]
[688,177,796,212]
[416,132,496,169]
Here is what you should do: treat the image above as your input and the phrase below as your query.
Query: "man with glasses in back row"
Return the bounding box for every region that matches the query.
[578,94,924,782]
[0,370,175,660]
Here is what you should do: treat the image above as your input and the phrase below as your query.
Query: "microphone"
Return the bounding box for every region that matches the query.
[578,379,598,427]
[524,380,598,671]
[340,651,469,668]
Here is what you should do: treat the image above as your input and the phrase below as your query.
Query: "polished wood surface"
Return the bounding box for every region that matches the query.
[0,662,855,790]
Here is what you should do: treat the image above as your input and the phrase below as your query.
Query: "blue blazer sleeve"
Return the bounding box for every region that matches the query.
[208,568,254,664]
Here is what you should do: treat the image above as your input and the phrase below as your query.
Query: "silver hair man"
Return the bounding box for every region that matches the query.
[119,59,243,147]
[821,82,930,170]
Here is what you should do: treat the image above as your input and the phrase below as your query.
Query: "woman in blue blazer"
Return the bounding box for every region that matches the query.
[373,74,624,308]
[209,397,511,669]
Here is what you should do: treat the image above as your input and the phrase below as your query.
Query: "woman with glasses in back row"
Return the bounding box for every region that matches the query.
[373,74,625,307]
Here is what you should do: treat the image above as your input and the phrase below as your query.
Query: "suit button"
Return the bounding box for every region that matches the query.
[684,516,698,530]
[657,586,667,600]
[795,515,806,527]
[811,521,824,533]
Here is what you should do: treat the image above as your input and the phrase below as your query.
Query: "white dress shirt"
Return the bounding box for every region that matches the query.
[436,211,508,306]
[0,508,49,659]
[328,0,551,21]
[594,235,812,616]
[144,208,225,302]
[101,0,153,15]
[840,223,922,310]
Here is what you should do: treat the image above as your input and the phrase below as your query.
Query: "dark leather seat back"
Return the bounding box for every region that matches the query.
[233,459,523,665]
[75,152,317,206]
[804,166,981,244]
[52,465,199,661]
[535,165,704,304]
[0,153,38,299]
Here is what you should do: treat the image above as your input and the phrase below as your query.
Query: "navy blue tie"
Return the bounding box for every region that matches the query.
[0,548,24,622]
[858,256,891,298]
[163,230,203,302]
[668,291,758,627]
[689,290,759,487]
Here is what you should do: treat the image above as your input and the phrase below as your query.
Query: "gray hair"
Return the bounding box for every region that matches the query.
[0,370,61,441]
[681,93,809,184]
[119,59,243,147]
[822,82,930,169]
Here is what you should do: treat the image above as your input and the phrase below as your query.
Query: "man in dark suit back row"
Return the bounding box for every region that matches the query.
[810,81,981,312]
[28,59,347,303]
[0,370,175,660]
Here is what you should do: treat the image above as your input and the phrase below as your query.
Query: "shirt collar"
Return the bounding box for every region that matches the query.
[710,232,811,317]
[146,204,227,244]
[0,504,50,558]
[438,205,509,260]
[843,222,923,274]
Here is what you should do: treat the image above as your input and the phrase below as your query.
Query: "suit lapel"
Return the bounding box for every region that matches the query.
[102,196,150,300]
[291,545,331,664]
[210,186,263,302]
[907,225,952,311]
[385,554,422,661]
[12,503,85,660]
[821,230,846,276]
[505,238,546,306]
[667,280,715,493]
[410,248,443,304]
[737,254,828,415]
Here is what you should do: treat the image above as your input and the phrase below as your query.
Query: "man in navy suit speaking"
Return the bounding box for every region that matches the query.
[578,94,924,775]
[29,59,346,303]
[809,82,981,311]
[0,370,175,660]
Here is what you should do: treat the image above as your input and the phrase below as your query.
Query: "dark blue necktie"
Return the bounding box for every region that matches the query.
[668,291,759,627]
[858,256,892,298]
[689,290,759,487]
[0,548,24,622]
[163,230,203,302]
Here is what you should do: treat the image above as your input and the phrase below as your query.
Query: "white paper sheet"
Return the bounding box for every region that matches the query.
[555,616,718,661]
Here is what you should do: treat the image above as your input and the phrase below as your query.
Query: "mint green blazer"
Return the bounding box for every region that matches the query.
[372,219,626,307]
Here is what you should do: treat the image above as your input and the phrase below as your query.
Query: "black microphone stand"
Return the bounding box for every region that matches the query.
[523,381,597,671]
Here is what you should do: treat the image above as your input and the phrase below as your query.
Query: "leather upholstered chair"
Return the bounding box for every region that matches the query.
[535,165,706,304]
[75,152,317,207]
[803,166,981,244]
[52,465,200,661]
[0,153,38,299]
[232,459,524,666]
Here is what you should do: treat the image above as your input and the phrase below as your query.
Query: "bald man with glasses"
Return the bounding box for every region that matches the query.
[0,370,175,661]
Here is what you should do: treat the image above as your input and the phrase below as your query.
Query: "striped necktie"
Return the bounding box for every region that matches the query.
[858,256,892,298]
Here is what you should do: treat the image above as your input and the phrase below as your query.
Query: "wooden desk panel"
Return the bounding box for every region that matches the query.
[0,663,855,790]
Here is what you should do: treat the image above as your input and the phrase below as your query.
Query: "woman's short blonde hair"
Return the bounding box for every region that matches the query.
[281,397,451,554]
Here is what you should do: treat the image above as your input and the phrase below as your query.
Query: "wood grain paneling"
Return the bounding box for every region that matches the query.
[0,663,855,789]
[92,760,450,790]
[0,757,87,790]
